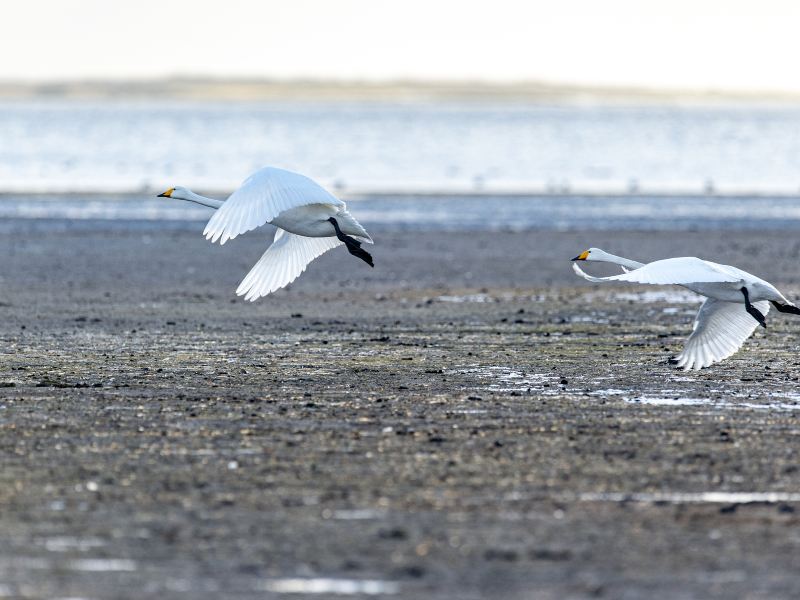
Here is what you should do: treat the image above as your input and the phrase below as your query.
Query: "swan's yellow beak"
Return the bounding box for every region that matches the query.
[157,187,174,198]
[572,250,589,261]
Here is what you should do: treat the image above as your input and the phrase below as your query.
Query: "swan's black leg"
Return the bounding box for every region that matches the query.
[741,287,767,328]
[328,217,374,267]
[771,301,800,315]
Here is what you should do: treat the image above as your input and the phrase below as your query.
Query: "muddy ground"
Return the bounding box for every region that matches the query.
[1,224,800,599]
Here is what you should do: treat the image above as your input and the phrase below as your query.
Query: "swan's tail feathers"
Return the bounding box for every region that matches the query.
[335,209,373,244]
[673,298,769,371]
[236,230,342,301]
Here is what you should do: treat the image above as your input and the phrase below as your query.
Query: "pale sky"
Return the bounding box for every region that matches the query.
[4,0,800,91]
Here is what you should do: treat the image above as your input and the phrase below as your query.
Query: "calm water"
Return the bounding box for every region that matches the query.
[3,99,800,232]
[2,100,800,194]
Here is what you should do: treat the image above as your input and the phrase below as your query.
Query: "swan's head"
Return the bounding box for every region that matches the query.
[571,247,611,262]
[157,186,190,200]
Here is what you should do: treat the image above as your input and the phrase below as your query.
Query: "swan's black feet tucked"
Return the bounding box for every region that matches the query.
[772,301,800,315]
[741,287,767,328]
[328,217,374,267]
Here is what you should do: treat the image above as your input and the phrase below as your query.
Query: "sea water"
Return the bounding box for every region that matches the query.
[3,99,800,194]
[3,99,800,231]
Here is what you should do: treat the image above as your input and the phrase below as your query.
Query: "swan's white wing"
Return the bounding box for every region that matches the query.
[675,298,769,370]
[204,167,345,245]
[574,257,743,286]
[236,229,342,301]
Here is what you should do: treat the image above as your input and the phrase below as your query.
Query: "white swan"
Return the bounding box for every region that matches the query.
[572,248,800,370]
[158,167,373,301]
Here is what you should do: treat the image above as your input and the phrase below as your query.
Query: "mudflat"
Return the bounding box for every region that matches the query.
[2,224,800,599]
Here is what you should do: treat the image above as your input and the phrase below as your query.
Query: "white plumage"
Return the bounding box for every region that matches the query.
[588,257,745,286]
[678,298,770,371]
[236,230,342,301]
[203,167,345,245]
[158,167,373,301]
[572,247,798,370]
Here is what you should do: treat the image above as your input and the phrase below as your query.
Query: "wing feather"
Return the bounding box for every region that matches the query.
[573,257,743,286]
[203,167,345,245]
[236,229,343,301]
[675,298,769,370]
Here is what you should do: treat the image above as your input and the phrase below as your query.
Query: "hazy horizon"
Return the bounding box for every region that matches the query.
[5,0,800,93]
[4,76,800,104]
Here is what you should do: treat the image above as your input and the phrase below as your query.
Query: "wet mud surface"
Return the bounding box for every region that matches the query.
[2,227,800,598]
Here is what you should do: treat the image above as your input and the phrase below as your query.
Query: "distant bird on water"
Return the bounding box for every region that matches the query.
[158,167,373,301]
[572,248,800,370]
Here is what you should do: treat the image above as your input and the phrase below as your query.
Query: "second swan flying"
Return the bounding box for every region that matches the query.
[572,248,800,370]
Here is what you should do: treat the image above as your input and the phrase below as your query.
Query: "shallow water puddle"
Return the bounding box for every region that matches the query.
[434,292,550,304]
[624,396,800,411]
[447,365,559,393]
[260,578,399,595]
[612,290,701,304]
[590,388,627,396]
[11,557,137,572]
[627,396,716,407]
[568,314,609,324]
[435,294,493,303]
[327,509,388,520]
[579,492,800,504]
[44,537,105,552]
[591,388,800,411]
[67,559,138,572]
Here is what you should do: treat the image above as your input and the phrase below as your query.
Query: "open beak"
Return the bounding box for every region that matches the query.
[571,250,590,261]
[157,188,174,198]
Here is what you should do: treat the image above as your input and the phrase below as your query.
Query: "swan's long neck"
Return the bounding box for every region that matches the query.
[596,252,645,270]
[178,189,224,209]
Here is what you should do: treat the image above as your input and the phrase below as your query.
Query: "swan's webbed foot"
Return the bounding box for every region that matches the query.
[741,287,767,328]
[772,301,800,315]
[328,217,374,268]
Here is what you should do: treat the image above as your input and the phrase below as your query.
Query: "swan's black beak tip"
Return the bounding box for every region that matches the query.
[157,192,168,197]
[571,256,581,261]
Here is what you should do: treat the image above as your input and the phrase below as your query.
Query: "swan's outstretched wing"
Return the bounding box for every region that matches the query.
[236,229,342,301]
[204,167,345,245]
[675,298,769,370]
[573,257,743,286]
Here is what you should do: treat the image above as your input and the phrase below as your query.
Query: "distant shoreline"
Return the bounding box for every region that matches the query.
[1,77,799,105]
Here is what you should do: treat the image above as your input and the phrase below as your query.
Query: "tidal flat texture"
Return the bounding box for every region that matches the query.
[2,225,800,599]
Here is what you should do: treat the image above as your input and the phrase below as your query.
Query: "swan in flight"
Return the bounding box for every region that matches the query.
[572,248,800,370]
[158,167,373,301]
